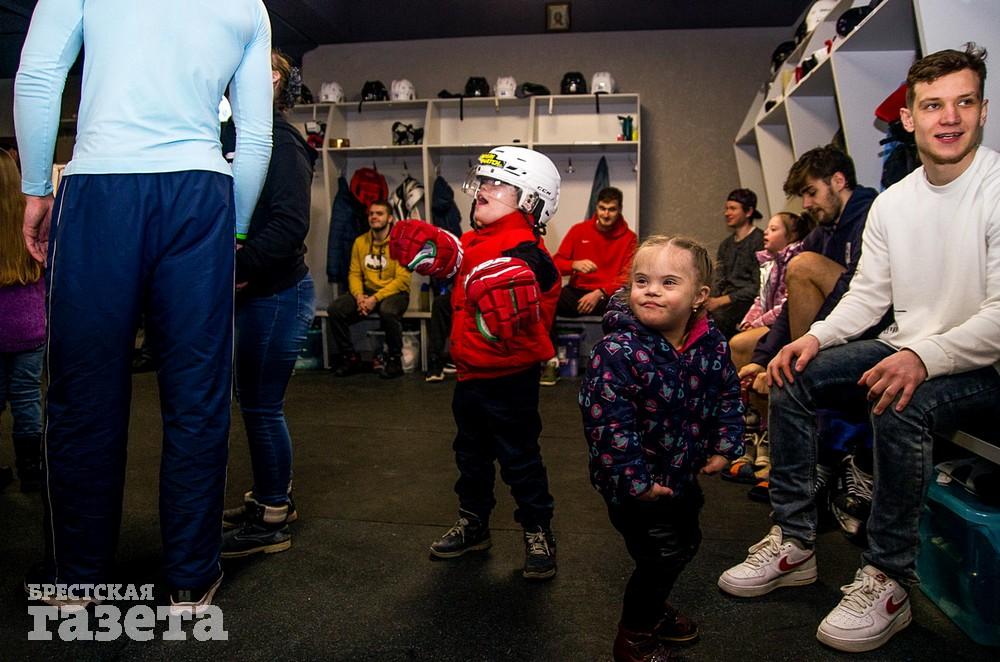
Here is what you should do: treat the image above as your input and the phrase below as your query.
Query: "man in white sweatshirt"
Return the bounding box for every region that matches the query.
[718,43,1000,653]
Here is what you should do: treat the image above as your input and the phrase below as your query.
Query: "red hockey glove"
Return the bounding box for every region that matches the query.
[464,257,541,342]
[388,220,462,278]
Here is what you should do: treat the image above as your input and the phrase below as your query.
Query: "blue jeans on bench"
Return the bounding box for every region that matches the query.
[769,339,1000,584]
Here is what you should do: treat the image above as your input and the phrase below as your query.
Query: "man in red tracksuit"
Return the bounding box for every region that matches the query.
[390,146,562,581]
[553,186,637,317]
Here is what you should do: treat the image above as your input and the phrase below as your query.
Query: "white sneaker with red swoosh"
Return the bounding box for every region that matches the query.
[717,525,817,597]
[817,565,911,653]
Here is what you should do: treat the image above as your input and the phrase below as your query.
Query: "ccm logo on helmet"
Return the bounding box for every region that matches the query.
[479,154,506,169]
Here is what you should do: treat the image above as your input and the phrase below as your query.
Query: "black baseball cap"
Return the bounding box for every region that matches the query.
[727,188,763,220]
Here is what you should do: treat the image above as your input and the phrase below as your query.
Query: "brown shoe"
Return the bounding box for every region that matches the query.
[657,602,699,644]
[613,624,677,662]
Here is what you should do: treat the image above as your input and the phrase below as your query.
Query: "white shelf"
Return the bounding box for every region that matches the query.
[298,94,641,309]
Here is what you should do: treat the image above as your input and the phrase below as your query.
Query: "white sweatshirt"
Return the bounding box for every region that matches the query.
[810,146,1000,379]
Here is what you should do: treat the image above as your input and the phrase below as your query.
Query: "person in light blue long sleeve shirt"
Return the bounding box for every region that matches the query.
[13,0,273,615]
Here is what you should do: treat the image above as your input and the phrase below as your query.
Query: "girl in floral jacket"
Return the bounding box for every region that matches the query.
[580,235,743,661]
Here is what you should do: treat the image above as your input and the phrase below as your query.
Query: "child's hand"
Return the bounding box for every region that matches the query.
[700,455,728,475]
[637,483,673,501]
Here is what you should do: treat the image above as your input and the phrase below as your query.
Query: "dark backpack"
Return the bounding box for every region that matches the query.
[879,120,919,190]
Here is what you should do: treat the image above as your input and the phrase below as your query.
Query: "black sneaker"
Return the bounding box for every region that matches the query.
[429,512,491,559]
[333,353,361,377]
[424,359,445,382]
[222,491,298,529]
[657,602,700,644]
[379,355,404,379]
[169,572,223,616]
[522,526,557,581]
[221,502,292,558]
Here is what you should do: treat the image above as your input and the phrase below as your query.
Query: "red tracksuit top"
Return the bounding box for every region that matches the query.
[553,215,637,295]
[450,211,560,381]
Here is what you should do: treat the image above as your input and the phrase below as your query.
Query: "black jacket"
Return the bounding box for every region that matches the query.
[752,185,881,366]
[236,110,317,299]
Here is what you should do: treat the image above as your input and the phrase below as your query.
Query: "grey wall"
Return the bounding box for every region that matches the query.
[303,27,788,250]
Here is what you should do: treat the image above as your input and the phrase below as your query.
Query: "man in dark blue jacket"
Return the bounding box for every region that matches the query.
[741,146,885,386]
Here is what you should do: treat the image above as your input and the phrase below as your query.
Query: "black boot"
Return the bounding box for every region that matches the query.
[222,490,298,529]
[429,510,491,558]
[613,624,677,662]
[333,352,361,377]
[379,354,403,379]
[221,501,292,558]
[0,466,13,493]
[13,434,42,493]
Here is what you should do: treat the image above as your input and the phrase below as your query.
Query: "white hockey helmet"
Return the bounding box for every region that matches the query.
[805,0,839,33]
[495,76,517,98]
[391,79,416,101]
[320,81,344,103]
[591,71,617,94]
[463,146,560,231]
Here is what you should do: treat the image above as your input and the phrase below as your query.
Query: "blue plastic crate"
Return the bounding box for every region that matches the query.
[917,479,1000,647]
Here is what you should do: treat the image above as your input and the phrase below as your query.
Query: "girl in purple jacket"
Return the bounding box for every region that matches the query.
[0,149,44,492]
[580,235,743,661]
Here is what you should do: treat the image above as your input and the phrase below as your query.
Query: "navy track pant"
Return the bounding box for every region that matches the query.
[43,171,234,590]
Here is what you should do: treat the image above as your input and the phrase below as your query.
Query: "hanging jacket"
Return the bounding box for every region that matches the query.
[431,175,463,238]
[326,175,366,286]
[580,295,744,504]
[585,156,610,219]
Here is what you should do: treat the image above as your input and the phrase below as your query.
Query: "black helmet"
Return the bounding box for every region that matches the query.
[361,80,388,101]
[836,6,872,37]
[770,41,797,75]
[464,77,490,97]
[560,71,587,94]
[515,82,551,99]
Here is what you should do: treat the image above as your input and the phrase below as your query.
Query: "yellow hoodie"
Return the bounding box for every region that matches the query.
[348,230,411,301]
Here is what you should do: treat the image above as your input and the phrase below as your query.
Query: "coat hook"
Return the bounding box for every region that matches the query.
[403,160,409,172]
[566,158,575,174]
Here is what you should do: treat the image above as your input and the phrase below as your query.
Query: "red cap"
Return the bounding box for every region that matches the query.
[875,83,908,123]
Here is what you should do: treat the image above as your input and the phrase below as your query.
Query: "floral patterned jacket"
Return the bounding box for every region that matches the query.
[580,295,744,504]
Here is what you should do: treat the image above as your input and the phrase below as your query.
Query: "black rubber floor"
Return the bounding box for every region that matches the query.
[0,370,994,660]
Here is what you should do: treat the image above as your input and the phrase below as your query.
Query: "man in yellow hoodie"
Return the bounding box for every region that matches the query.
[327,200,412,378]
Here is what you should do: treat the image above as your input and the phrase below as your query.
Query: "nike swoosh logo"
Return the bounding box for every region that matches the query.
[885,594,907,615]
[778,553,813,572]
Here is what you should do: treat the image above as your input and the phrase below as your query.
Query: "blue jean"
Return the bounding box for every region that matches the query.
[0,346,44,436]
[769,339,1000,583]
[235,274,315,505]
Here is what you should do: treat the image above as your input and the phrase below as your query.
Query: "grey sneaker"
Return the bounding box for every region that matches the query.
[522,526,557,581]
[429,512,492,559]
[539,360,560,387]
